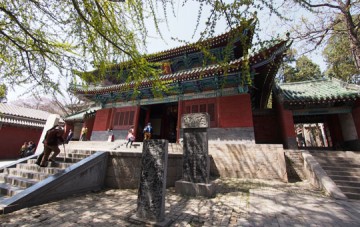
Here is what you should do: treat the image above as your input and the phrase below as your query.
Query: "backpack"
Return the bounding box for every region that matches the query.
[144,125,152,133]
[42,125,63,144]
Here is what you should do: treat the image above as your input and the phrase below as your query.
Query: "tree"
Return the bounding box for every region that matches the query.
[0,83,7,103]
[322,15,360,84]
[279,55,322,82]
[291,0,360,71]
[0,0,286,96]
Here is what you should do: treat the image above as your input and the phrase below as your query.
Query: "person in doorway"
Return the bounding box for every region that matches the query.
[80,126,88,141]
[143,122,153,140]
[126,126,135,148]
[65,129,74,144]
[39,126,65,167]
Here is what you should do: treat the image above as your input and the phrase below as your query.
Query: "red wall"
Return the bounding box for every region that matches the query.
[352,99,360,137]
[326,114,344,146]
[275,100,296,149]
[253,112,282,144]
[84,116,95,141]
[180,94,253,128]
[0,125,42,159]
[217,94,253,127]
[92,108,113,131]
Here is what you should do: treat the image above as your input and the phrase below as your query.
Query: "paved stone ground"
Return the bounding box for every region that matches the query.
[1,178,359,227]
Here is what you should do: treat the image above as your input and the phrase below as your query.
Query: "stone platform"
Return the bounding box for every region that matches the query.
[1,178,359,226]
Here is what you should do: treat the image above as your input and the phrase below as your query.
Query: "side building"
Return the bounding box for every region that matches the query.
[0,103,51,159]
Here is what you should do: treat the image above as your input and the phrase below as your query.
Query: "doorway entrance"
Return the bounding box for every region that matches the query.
[137,102,178,142]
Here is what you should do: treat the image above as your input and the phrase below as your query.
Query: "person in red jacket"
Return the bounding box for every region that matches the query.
[39,126,65,167]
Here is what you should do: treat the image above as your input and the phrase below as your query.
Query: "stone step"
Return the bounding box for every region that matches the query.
[3,169,50,181]
[26,156,82,164]
[321,165,360,170]
[0,194,10,203]
[317,162,360,168]
[315,157,360,165]
[334,180,360,188]
[310,152,360,158]
[325,169,360,177]
[0,174,39,188]
[326,175,360,182]
[59,153,91,160]
[0,182,24,197]
[344,192,360,200]
[338,185,360,194]
[62,150,97,155]
[15,164,65,175]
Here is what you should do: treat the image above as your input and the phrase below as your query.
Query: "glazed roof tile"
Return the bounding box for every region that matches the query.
[0,103,50,120]
[73,40,290,95]
[84,19,256,75]
[64,107,100,121]
[276,78,360,104]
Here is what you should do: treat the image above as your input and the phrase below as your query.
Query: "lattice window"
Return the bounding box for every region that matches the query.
[184,101,216,127]
[113,107,136,129]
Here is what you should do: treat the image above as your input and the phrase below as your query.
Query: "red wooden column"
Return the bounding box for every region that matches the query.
[276,101,297,149]
[84,116,95,141]
[352,99,360,138]
[133,105,141,141]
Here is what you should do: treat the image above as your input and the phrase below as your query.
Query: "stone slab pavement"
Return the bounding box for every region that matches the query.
[1,178,359,227]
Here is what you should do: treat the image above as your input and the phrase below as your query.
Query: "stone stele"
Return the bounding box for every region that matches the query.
[130,139,171,227]
[176,113,216,197]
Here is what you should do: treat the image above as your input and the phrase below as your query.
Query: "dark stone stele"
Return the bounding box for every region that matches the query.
[176,113,215,197]
[130,139,171,227]
[183,129,209,183]
[182,113,210,184]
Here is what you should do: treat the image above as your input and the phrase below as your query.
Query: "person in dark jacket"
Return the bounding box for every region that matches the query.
[39,126,65,167]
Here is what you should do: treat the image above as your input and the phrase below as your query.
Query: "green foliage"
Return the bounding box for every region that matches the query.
[0,83,7,102]
[0,0,286,96]
[291,1,360,72]
[0,0,162,94]
[279,55,322,82]
[322,15,360,84]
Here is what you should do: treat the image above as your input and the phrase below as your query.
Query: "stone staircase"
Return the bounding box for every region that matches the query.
[310,150,360,200]
[66,140,183,154]
[284,150,306,182]
[0,151,94,203]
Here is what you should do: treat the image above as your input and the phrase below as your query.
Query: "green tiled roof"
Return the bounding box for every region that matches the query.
[64,107,100,121]
[276,78,360,104]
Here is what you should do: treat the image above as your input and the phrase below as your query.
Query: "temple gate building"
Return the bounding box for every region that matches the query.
[66,19,360,151]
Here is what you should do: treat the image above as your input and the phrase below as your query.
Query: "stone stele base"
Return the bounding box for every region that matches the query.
[129,214,172,227]
[175,180,216,198]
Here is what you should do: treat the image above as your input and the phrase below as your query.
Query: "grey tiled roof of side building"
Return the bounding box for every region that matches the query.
[0,103,51,120]
[276,78,360,102]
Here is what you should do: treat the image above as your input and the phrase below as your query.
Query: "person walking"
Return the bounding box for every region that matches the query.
[143,122,153,140]
[126,126,135,148]
[80,126,88,141]
[65,129,74,144]
[39,126,65,167]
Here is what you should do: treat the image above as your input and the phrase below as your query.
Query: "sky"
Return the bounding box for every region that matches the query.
[6,0,326,102]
